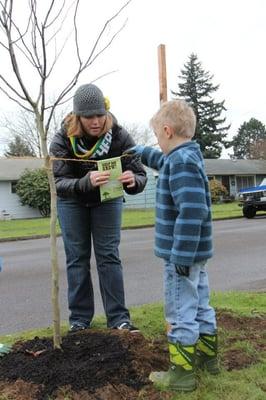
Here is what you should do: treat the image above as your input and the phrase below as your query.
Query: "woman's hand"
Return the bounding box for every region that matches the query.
[90,171,110,187]
[118,170,136,188]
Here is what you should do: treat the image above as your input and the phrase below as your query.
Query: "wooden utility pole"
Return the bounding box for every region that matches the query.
[157,44,167,104]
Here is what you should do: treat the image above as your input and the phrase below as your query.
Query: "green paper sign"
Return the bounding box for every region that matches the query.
[97,157,124,202]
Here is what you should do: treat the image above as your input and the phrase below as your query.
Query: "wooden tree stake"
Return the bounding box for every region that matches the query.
[158,44,167,104]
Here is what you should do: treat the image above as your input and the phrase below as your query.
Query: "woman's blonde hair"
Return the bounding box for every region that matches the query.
[150,100,196,139]
[65,113,113,137]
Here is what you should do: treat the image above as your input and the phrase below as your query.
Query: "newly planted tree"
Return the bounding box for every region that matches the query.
[0,0,131,348]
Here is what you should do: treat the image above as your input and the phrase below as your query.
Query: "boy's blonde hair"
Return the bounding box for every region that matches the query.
[150,100,196,139]
[65,113,113,137]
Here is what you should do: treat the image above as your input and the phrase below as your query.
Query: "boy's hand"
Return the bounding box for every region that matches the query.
[175,265,190,277]
[124,145,145,156]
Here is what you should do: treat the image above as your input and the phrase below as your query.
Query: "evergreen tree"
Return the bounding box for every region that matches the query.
[231,118,266,159]
[172,53,230,158]
[4,134,36,157]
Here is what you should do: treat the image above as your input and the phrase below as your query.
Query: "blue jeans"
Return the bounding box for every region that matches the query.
[164,261,217,345]
[57,197,130,328]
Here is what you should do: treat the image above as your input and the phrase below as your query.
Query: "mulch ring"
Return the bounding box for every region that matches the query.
[0,310,265,400]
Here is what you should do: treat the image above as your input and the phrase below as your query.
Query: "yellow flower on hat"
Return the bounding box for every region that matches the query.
[104,96,110,111]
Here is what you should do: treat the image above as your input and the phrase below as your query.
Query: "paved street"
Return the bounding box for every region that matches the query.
[0,217,265,335]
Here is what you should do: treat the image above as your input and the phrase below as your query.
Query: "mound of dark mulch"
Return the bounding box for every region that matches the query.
[0,329,168,399]
[0,311,265,400]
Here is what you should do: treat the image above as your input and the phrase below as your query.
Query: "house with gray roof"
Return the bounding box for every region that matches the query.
[0,157,266,219]
[0,158,43,219]
[205,159,266,196]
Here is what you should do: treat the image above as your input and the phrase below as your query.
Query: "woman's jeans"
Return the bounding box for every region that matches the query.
[57,197,130,328]
[164,261,217,345]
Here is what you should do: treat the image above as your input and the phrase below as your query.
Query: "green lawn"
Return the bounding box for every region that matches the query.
[0,202,244,240]
[211,201,243,218]
[0,291,265,400]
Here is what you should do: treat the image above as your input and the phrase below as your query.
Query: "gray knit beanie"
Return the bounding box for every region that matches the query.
[73,84,107,117]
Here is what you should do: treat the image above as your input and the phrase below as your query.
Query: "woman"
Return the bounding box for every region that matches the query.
[50,83,147,332]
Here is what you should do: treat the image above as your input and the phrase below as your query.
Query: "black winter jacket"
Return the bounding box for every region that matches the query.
[50,122,147,207]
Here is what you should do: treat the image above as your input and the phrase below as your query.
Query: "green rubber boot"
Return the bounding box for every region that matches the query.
[196,333,220,375]
[149,342,196,392]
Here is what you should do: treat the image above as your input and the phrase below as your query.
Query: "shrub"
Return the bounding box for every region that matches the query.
[209,178,228,203]
[16,168,50,217]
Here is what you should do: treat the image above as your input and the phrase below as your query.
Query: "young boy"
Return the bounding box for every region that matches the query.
[127,100,219,392]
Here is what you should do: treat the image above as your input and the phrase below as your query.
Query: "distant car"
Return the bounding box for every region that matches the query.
[237,179,266,218]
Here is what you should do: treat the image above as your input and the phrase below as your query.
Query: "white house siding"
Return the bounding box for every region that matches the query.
[124,168,156,209]
[1,160,266,218]
[0,181,42,219]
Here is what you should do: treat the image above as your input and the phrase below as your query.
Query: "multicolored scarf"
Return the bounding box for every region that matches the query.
[69,131,112,159]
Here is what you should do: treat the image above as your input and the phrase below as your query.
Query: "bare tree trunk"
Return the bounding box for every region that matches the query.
[38,118,61,349]
[46,157,61,349]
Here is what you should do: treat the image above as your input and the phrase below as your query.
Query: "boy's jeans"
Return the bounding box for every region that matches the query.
[57,197,130,328]
[164,260,217,345]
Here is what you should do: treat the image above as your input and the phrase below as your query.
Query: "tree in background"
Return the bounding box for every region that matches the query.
[209,179,228,203]
[249,140,266,160]
[231,118,266,159]
[172,53,230,158]
[123,122,155,146]
[4,134,36,157]
[0,107,66,157]
[16,169,50,217]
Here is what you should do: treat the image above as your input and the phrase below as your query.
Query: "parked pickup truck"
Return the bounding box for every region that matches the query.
[237,179,266,218]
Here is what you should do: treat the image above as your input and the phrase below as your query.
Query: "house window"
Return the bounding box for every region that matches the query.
[11,181,18,193]
[236,176,255,191]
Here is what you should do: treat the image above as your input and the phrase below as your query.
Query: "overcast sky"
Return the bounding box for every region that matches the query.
[0,0,265,157]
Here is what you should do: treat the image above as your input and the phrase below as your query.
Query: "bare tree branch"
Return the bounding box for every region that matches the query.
[91,69,119,85]
[48,0,132,126]
[46,31,72,78]
[0,74,27,100]
[81,0,131,71]
[45,2,76,78]
[43,0,57,27]
[0,86,33,111]
[73,0,81,67]
[45,0,66,29]
[84,19,128,68]
[0,2,36,107]
[30,0,43,73]
[1,3,42,73]
[46,8,73,47]
[7,5,32,45]
[0,37,9,50]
